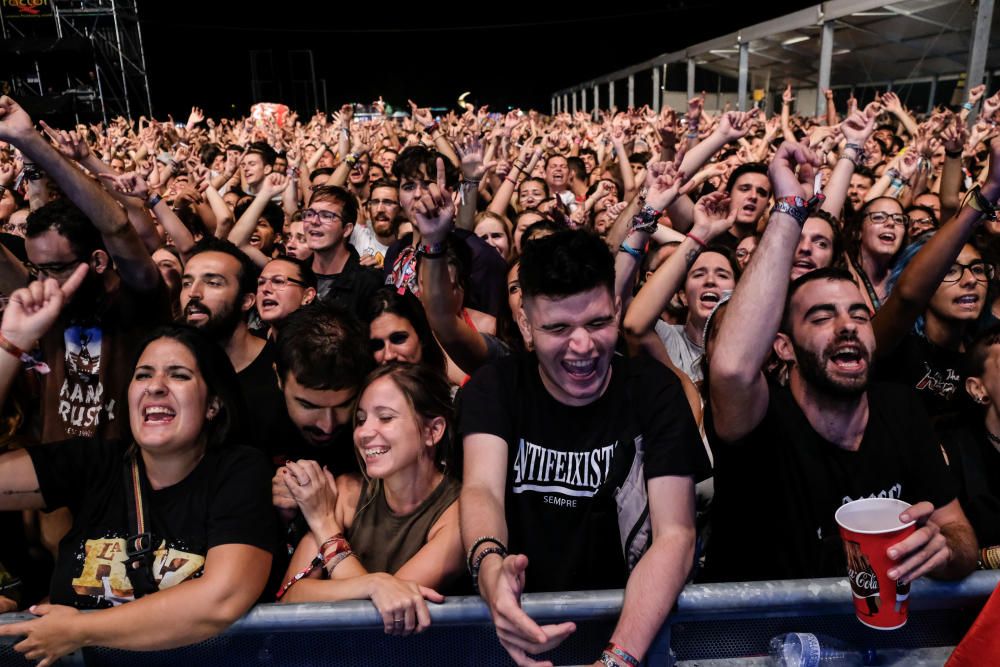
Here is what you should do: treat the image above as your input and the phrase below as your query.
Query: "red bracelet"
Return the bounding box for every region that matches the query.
[605,642,640,667]
[686,232,708,248]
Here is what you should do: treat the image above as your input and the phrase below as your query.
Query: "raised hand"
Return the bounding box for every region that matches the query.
[1,264,88,350]
[186,106,204,129]
[898,150,920,183]
[881,91,904,114]
[769,141,820,201]
[968,84,986,106]
[644,161,692,211]
[717,111,753,141]
[0,161,15,188]
[408,100,436,129]
[258,172,289,199]
[839,110,876,146]
[457,135,496,180]
[411,157,455,245]
[939,118,969,155]
[39,121,90,162]
[983,91,1000,122]
[691,191,737,240]
[0,96,35,144]
[782,83,795,105]
[97,171,150,200]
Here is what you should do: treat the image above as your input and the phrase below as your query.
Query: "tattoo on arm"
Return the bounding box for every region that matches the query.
[684,247,702,268]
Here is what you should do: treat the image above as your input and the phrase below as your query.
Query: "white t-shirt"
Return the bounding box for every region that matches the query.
[349,223,389,269]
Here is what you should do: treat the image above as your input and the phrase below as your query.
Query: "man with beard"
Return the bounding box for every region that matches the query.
[704,141,977,583]
[180,239,289,452]
[0,96,168,442]
[350,179,399,268]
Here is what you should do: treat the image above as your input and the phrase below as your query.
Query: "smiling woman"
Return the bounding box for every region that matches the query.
[0,269,276,666]
[276,363,464,637]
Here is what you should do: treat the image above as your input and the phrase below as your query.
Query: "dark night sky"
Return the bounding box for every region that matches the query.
[136,2,818,119]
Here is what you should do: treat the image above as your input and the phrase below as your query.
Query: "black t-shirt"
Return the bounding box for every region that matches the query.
[939,420,1000,549]
[459,352,708,592]
[876,332,973,424]
[237,339,297,454]
[703,381,956,582]
[28,438,277,609]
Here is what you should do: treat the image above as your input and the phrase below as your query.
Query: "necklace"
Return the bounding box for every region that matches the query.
[986,429,1000,452]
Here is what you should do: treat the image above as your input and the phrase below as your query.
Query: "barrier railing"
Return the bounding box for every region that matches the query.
[2,571,998,666]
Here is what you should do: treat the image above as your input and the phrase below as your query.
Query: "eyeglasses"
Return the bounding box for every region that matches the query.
[942,261,995,284]
[303,208,344,225]
[909,216,936,228]
[735,248,752,259]
[368,331,410,352]
[864,211,909,227]
[24,258,84,278]
[3,223,26,236]
[257,275,308,290]
[368,198,399,208]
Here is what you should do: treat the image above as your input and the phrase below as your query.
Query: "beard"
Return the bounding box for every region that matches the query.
[183,298,244,342]
[791,334,871,398]
[371,215,394,238]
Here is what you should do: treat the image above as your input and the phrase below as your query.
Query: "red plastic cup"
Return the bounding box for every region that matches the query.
[834,498,916,630]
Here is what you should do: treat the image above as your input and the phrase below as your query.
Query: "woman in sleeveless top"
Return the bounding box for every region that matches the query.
[277,363,463,636]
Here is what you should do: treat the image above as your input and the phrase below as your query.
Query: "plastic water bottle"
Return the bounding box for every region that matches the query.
[768,632,876,666]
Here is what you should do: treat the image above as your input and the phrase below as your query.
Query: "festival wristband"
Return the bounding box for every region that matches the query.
[0,333,48,375]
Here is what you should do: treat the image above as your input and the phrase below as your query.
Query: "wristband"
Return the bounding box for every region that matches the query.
[467,536,507,573]
[686,232,708,248]
[618,241,644,259]
[963,185,998,221]
[471,546,507,592]
[629,204,661,234]
[0,333,48,374]
[964,102,975,111]
[886,168,901,181]
[605,642,640,667]
[426,121,440,134]
[146,193,162,209]
[599,655,621,667]
[417,241,448,259]
[773,196,809,226]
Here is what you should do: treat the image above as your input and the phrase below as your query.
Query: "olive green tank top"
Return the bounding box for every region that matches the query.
[346,475,460,574]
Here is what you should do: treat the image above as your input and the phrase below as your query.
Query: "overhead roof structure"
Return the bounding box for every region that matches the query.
[553,0,997,116]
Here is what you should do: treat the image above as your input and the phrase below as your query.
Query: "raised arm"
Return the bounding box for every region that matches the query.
[410,101,461,168]
[709,142,819,442]
[881,92,920,139]
[455,136,495,231]
[821,110,876,219]
[228,172,286,267]
[487,145,539,216]
[0,97,159,291]
[873,137,1000,355]
[623,191,735,338]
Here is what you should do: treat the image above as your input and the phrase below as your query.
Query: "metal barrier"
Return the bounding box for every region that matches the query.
[2,571,998,666]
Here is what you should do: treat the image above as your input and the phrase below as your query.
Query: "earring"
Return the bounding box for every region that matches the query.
[979,396,990,405]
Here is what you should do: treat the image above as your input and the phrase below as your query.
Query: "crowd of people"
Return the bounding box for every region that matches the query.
[0,80,996,665]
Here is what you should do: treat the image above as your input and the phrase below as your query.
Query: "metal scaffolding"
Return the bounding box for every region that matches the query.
[1,0,152,123]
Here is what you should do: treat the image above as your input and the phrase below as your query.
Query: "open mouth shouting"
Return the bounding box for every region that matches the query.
[142,404,176,425]
[184,301,212,323]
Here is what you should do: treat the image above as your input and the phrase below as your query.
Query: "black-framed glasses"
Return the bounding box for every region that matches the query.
[909,216,937,229]
[368,331,410,352]
[942,261,995,284]
[257,275,308,290]
[24,258,84,278]
[864,211,909,227]
[303,208,344,225]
